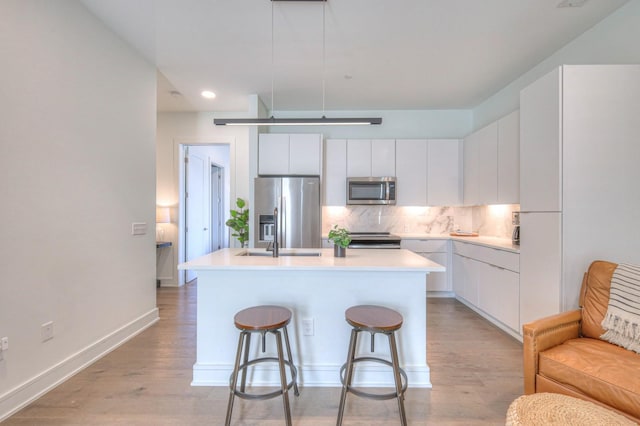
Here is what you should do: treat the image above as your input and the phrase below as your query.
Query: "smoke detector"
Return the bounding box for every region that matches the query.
[557,0,588,7]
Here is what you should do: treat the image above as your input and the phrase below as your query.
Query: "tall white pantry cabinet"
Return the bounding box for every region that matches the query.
[519,65,640,329]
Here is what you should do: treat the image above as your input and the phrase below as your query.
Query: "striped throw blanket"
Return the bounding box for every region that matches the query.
[601,263,640,354]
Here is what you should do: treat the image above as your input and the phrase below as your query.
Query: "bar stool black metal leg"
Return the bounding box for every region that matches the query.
[388,332,407,426]
[337,328,359,426]
[225,330,246,426]
[282,325,300,397]
[275,330,292,426]
[240,332,251,393]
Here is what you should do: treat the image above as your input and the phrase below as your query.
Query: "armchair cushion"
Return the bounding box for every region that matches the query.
[539,337,640,418]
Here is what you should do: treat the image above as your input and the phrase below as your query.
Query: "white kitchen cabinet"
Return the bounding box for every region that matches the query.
[463,121,498,206]
[464,111,519,206]
[346,139,371,177]
[395,139,428,206]
[463,131,480,205]
[477,122,498,204]
[347,139,395,177]
[372,139,396,176]
[452,241,520,335]
[258,133,321,176]
[497,110,520,204]
[520,69,562,212]
[519,65,640,322]
[324,139,347,205]
[401,239,450,292]
[428,139,462,206]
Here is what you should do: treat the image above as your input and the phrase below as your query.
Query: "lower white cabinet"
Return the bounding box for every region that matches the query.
[452,241,520,335]
[401,239,450,292]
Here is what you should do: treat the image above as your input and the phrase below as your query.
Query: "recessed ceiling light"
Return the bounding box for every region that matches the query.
[201,90,216,99]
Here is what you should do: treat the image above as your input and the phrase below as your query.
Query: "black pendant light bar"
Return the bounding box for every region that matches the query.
[214,116,382,126]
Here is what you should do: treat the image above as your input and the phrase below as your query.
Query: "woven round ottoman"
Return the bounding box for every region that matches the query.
[506,393,636,425]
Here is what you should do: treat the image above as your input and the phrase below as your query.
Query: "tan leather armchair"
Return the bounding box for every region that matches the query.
[522,260,640,422]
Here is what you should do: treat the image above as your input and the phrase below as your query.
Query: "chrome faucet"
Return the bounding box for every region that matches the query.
[272,207,279,257]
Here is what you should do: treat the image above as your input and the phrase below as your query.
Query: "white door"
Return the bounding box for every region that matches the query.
[185,149,211,282]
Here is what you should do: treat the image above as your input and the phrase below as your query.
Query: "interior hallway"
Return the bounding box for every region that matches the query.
[4,283,523,425]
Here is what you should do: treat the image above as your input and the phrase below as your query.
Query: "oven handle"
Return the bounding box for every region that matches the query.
[348,244,401,249]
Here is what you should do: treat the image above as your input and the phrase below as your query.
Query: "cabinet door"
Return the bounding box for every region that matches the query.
[324,139,347,205]
[463,132,480,205]
[519,212,562,329]
[477,122,498,205]
[395,139,427,206]
[478,263,520,332]
[258,134,289,175]
[371,139,396,176]
[428,139,462,206]
[520,67,562,212]
[289,134,321,175]
[346,139,371,177]
[452,254,466,296]
[497,110,520,204]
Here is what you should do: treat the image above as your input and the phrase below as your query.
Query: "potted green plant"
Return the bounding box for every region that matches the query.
[328,225,351,257]
[225,198,249,248]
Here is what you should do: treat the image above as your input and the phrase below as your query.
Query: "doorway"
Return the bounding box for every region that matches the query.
[181,144,231,284]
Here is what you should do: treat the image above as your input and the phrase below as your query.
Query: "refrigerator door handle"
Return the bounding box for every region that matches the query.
[281,196,286,248]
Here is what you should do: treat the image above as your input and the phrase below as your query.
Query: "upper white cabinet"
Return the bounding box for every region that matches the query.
[428,139,462,206]
[464,122,497,205]
[497,110,520,204]
[347,139,395,177]
[258,133,322,176]
[520,69,562,212]
[395,139,428,206]
[463,110,520,206]
[324,139,347,206]
[395,139,462,206]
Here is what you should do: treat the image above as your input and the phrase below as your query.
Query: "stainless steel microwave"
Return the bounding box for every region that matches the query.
[347,177,396,205]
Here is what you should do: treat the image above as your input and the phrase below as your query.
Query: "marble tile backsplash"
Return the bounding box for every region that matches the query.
[322,204,519,239]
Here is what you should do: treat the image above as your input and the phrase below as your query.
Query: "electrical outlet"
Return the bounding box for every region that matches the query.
[1,337,8,351]
[302,319,314,336]
[512,211,520,225]
[42,321,54,342]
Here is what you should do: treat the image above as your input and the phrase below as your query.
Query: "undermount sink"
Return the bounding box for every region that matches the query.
[237,250,322,257]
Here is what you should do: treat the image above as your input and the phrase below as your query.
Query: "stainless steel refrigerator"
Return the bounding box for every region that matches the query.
[254,177,321,249]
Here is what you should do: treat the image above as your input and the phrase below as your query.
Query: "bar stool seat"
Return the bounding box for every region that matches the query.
[225,305,299,426]
[337,305,408,426]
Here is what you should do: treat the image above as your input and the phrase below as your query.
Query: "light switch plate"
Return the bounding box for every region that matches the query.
[131,222,147,236]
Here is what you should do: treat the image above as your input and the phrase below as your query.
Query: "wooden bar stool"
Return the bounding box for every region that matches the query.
[337,305,408,426]
[225,305,299,426]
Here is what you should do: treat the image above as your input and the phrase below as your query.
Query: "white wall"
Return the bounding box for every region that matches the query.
[473,0,640,129]
[0,0,157,419]
[156,112,252,286]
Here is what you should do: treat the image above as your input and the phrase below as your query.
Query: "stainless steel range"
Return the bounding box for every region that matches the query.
[348,232,401,249]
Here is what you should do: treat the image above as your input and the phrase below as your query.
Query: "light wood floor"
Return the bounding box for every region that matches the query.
[4,282,523,425]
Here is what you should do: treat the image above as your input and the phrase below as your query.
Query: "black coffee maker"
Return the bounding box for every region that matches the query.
[512,212,520,245]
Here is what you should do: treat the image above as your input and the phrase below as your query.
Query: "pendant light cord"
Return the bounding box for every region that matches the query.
[271,0,275,115]
[321,0,326,117]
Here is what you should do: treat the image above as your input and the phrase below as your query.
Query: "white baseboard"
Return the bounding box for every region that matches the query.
[192,362,431,388]
[0,308,159,421]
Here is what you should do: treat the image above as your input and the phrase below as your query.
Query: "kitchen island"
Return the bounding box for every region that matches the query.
[178,248,444,388]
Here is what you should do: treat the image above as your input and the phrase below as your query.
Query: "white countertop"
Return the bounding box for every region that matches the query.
[397,233,520,253]
[178,248,446,272]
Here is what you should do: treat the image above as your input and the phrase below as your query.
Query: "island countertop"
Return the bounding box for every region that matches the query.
[178,248,446,272]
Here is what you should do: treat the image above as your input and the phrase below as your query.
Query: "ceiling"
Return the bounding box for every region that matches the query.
[81,0,629,113]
